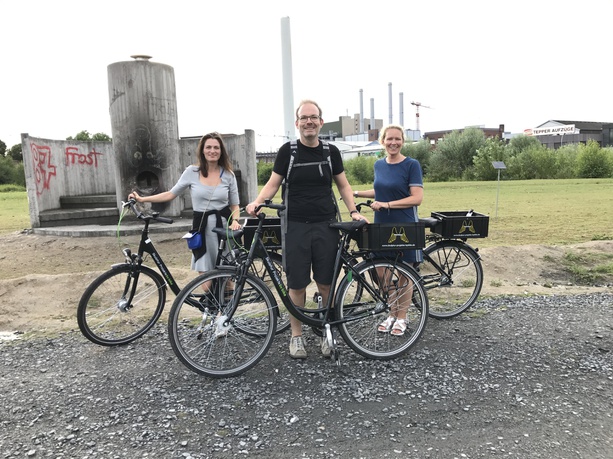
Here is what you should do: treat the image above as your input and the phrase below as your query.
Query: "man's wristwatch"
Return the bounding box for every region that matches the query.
[353,191,358,197]
[350,210,359,216]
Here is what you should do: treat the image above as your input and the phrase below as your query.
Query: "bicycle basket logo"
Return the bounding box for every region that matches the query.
[387,227,410,244]
[459,220,476,234]
[262,230,280,245]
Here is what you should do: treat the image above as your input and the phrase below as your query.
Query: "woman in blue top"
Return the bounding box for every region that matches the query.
[353,124,424,336]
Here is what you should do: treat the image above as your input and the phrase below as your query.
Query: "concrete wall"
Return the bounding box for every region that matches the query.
[21,131,257,227]
[22,134,116,227]
[176,130,258,213]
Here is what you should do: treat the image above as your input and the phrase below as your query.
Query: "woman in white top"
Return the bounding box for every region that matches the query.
[129,132,241,275]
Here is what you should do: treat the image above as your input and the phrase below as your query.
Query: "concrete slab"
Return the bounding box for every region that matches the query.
[31,218,192,238]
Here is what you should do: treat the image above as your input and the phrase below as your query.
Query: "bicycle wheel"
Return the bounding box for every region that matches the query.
[248,252,291,334]
[77,265,165,346]
[336,259,428,360]
[168,269,276,378]
[420,240,484,319]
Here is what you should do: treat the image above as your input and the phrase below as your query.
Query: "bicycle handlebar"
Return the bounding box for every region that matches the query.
[122,198,174,224]
[255,199,286,215]
[355,200,373,213]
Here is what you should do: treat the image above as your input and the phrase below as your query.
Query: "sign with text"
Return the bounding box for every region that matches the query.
[523,124,576,136]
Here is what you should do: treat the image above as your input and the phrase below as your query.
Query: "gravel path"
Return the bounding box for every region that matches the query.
[1,293,612,459]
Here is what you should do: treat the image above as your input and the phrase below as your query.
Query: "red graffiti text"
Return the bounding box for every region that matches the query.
[31,143,57,196]
[65,147,103,167]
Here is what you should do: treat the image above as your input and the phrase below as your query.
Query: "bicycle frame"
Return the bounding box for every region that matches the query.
[420,237,481,289]
[232,211,405,330]
[124,218,182,296]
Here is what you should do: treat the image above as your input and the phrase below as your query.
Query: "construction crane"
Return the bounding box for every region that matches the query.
[410,101,432,132]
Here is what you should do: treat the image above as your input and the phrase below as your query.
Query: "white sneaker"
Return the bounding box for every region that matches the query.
[289,336,307,359]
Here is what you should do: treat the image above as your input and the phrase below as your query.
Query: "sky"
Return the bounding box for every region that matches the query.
[2,0,612,152]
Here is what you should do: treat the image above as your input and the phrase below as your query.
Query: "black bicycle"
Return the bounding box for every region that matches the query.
[167,200,429,378]
[77,199,290,346]
[350,201,485,320]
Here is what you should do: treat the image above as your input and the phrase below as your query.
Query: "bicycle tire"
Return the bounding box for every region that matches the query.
[420,240,483,319]
[167,269,276,378]
[77,264,166,346]
[336,259,428,360]
[249,252,291,334]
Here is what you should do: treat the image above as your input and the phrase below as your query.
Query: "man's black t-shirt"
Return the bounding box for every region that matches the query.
[273,140,344,223]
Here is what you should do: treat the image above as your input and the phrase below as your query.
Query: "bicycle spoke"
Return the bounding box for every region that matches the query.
[337,260,428,360]
[421,241,483,319]
[77,266,165,346]
[168,270,276,378]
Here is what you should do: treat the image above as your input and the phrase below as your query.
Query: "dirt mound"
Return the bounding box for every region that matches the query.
[0,231,611,336]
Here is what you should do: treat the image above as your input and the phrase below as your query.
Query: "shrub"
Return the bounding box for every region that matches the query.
[257,162,274,185]
[577,141,613,178]
[344,156,376,185]
[553,144,579,179]
[0,156,25,186]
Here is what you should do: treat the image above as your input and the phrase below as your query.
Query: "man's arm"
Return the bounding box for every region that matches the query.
[246,172,284,215]
[333,172,369,222]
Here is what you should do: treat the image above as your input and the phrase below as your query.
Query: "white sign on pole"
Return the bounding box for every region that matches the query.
[523,124,576,136]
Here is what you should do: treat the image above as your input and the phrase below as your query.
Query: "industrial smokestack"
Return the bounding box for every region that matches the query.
[399,92,404,127]
[388,82,393,124]
[280,17,296,140]
[370,98,375,131]
[359,89,364,134]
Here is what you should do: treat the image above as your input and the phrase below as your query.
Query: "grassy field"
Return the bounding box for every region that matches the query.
[2,178,612,247]
[0,191,30,234]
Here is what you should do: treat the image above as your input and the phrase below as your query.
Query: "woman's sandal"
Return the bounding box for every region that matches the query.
[377,316,396,333]
[391,319,407,336]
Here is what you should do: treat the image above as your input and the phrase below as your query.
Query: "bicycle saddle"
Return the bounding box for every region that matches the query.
[329,220,368,233]
[419,217,439,229]
[212,227,245,240]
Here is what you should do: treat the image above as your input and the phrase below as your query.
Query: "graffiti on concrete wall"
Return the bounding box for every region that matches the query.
[31,143,57,196]
[65,146,104,167]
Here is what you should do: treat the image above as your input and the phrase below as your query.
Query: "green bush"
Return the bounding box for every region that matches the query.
[344,156,376,185]
[257,161,274,185]
[553,144,579,179]
[0,184,26,192]
[0,156,25,186]
[472,137,508,181]
[404,140,432,175]
[506,143,556,179]
[577,141,613,178]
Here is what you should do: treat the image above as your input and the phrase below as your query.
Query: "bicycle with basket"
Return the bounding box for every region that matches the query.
[418,209,488,319]
[166,200,429,378]
[351,201,488,319]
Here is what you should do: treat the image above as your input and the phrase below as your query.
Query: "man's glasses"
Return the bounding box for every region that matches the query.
[297,115,321,123]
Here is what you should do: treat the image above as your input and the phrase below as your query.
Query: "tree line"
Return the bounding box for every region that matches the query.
[258,127,613,185]
[3,128,612,189]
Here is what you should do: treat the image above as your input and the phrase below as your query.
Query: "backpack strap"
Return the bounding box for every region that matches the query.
[321,141,342,222]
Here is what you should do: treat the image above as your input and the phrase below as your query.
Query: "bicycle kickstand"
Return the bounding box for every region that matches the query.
[324,324,341,366]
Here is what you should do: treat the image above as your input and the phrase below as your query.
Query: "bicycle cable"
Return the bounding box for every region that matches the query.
[116,202,131,248]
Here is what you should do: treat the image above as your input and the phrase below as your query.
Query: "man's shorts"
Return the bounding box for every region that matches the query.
[284,220,340,290]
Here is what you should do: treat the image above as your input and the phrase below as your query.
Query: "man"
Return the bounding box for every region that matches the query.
[246,99,366,359]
